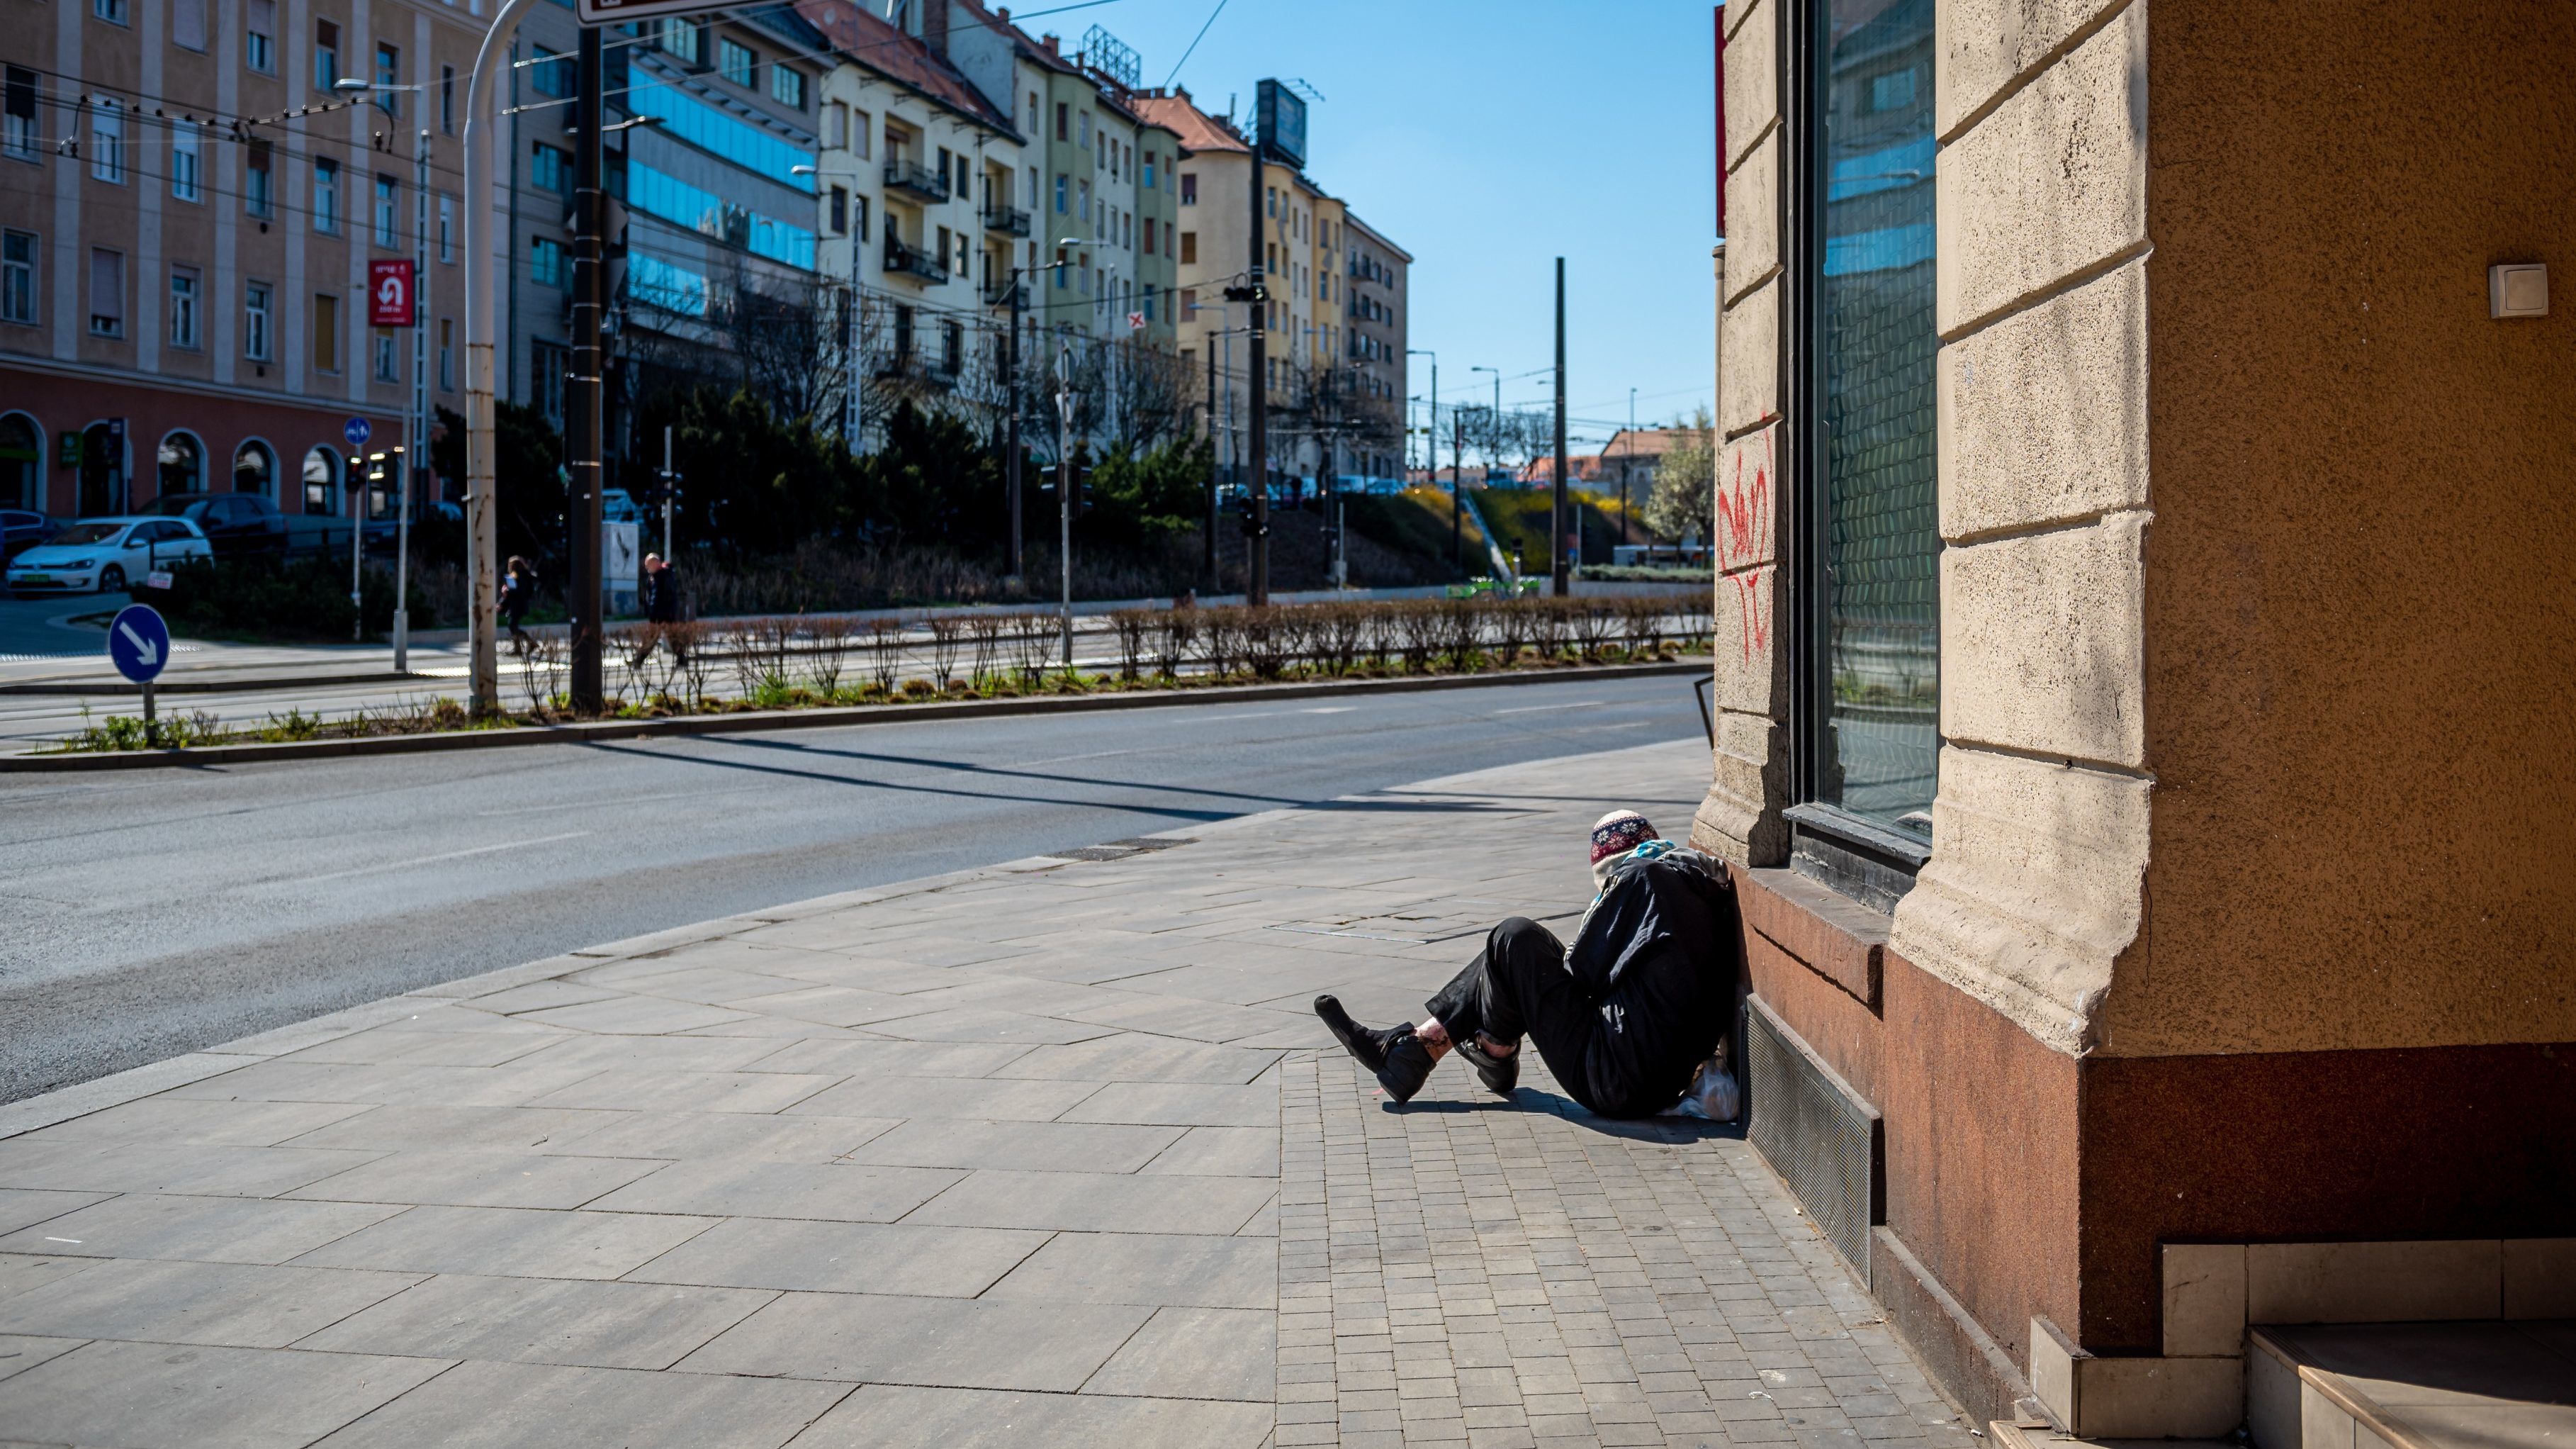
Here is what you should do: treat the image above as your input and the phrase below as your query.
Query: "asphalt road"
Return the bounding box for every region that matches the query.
[0,673,1709,1103]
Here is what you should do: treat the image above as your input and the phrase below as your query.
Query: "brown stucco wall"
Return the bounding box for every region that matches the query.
[2101,0,2576,1058]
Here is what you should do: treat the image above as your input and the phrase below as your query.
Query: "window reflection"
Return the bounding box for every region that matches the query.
[1816,0,1938,838]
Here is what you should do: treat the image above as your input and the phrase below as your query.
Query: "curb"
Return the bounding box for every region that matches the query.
[0,659,1709,772]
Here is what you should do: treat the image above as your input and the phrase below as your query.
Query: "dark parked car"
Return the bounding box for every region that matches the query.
[1,508,61,564]
[144,493,290,560]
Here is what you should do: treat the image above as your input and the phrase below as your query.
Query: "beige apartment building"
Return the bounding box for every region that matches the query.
[1138,85,1407,485]
[1702,0,2573,1433]
[2,0,486,521]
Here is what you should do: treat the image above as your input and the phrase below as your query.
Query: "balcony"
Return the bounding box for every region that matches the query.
[982,204,1030,237]
[984,277,1026,308]
[883,237,950,285]
[883,160,950,203]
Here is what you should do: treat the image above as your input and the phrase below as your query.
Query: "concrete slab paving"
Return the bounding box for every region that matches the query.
[0,737,1990,1448]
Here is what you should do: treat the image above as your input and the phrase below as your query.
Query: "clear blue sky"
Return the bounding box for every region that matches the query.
[1046,0,1722,454]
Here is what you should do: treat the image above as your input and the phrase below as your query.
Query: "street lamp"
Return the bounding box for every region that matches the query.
[1408,349,1449,572]
[1052,339,1079,667]
[335,77,428,664]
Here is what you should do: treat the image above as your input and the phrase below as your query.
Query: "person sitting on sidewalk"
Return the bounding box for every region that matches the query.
[1314,810,1741,1117]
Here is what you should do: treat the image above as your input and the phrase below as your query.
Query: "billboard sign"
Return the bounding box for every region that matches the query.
[368,259,415,327]
[1256,79,1306,171]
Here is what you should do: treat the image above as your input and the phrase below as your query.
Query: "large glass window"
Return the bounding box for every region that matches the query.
[621,85,814,193]
[1796,0,1939,868]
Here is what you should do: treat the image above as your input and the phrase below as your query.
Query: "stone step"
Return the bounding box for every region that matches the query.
[2248,1320,2576,1449]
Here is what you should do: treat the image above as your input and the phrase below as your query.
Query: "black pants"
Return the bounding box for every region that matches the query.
[1426,917,1721,1119]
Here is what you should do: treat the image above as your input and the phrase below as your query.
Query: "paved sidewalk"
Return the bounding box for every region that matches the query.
[0,738,1977,1448]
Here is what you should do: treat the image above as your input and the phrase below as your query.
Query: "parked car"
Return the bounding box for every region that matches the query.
[3,515,213,595]
[1,508,62,564]
[142,493,290,560]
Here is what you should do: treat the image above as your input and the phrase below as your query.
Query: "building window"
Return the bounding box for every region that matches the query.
[821,100,846,150]
[174,0,207,48]
[1179,230,1194,265]
[313,158,339,233]
[1180,287,1195,317]
[233,439,275,498]
[171,124,202,201]
[940,319,960,375]
[245,139,274,216]
[828,185,847,235]
[314,19,339,91]
[169,267,199,349]
[373,326,398,381]
[87,247,122,335]
[159,432,204,493]
[531,236,566,288]
[851,194,868,242]
[374,44,400,114]
[1180,172,1196,206]
[440,65,455,133]
[93,0,129,23]
[245,0,274,72]
[1,230,34,324]
[4,67,36,160]
[438,318,453,390]
[531,340,567,425]
[302,444,339,512]
[311,291,340,372]
[373,175,398,248]
[244,280,272,359]
[1078,179,1089,220]
[531,47,571,99]
[770,65,804,110]
[531,143,570,196]
[1077,111,1089,147]
[1792,0,1942,861]
[1142,150,1155,189]
[718,38,754,88]
[1053,175,1066,214]
[657,18,702,65]
[89,98,124,183]
[437,194,454,262]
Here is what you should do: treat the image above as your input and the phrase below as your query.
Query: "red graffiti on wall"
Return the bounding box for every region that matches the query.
[1714,432,1774,661]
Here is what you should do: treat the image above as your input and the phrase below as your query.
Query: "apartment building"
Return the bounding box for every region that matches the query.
[2,0,488,522]
[798,0,1012,406]
[1139,85,1406,484]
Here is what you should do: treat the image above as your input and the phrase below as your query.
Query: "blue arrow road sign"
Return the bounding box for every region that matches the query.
[108,603,171,685]
[344,415,373,450]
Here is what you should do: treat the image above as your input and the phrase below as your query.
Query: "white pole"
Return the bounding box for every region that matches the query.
[463,0,541,713]
[396,124,427,673]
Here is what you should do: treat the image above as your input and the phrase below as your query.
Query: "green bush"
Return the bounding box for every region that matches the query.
[136,557,430,642]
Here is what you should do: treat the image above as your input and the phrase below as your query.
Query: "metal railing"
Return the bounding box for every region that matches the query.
[982,204,1030,237]
[883,160,950,202]
[983,277,1025,308]
[882,237,950,284]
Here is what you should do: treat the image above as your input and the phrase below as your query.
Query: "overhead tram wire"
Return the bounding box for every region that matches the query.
[16,77,472,187]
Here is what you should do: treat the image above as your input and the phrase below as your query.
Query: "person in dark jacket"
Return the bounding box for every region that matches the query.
[500,556,536,650]
[1315,810,1741,1117]
[629,554,687,668]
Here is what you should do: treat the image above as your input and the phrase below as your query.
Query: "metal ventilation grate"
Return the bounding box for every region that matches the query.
[1746,997,1883,1275]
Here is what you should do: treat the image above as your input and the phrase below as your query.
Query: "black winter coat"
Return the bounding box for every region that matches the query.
[641,568,682,623]
[1564,849,1743,1115]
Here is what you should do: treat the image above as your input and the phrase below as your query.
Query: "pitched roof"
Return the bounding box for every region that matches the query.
[790,0,1016,135]
[1132,89,1249,156]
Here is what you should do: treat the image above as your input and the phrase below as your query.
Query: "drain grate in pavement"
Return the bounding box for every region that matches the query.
[1103,837,1195,851]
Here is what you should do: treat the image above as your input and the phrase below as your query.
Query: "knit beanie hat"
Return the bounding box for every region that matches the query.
[1590,810,1657,885]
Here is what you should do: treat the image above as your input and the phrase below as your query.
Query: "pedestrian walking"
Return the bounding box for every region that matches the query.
[500,556,536,651]
[629,554,687,668]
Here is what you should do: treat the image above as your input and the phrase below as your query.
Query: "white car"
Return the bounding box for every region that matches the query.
[4,515,213,595]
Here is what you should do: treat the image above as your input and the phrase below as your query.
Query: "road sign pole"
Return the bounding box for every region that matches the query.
[566,25,607,714]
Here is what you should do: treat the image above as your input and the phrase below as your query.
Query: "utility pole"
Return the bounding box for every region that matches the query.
[1005,274,1023,581]
[396,123,427,673]
[1551,256,1570,598]
[1409,348,1440,576]
[658,424,675,561]
[1453,409,1466,574]
[1203,336,1217,588]
[1621,386,1636,549]
[1054,342,1077,666]
[1245,148,1269,605]
[566,25,605,712]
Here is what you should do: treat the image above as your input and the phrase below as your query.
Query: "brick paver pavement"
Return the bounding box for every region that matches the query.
[0,738,1979,1448]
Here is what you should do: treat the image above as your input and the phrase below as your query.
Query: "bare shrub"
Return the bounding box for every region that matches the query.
[1362,603,1402,671]
[802,615,856,695]
[1319,603,1367,675]
[866,619,906,693]
[1241,607,1288,679]
[1529,599,1570,661]
[1571,600,1619,661]
[1008,611,1053,685]
[926,617,964,690]
[1394,600,1441,672]
[673,623,713,706]
[1154,608,1194,678]
[1109,609,1151,681]
[1196,608,1242,678]
[1490,598,1531,666]
[965,613,1005,688]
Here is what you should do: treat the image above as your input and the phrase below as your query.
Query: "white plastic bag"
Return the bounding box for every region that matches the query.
[1665,1043,1741,1121]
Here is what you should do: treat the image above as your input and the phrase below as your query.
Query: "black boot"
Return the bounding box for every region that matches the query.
[1462,1034,1520,1097]
[1313,995,1435,1104]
